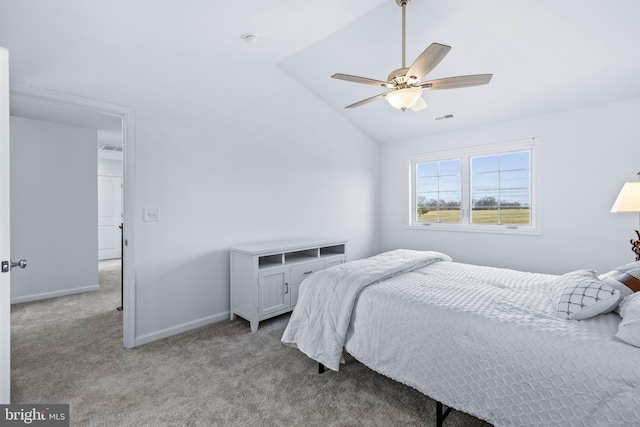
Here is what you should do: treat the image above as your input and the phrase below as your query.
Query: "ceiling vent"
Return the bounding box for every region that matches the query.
[99,144,122,152]
[434,113,455,121]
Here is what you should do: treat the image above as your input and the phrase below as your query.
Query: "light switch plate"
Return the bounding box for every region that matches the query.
[143,207,160,222]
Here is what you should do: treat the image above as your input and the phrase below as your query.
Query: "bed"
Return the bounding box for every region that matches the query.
[281,249,640,427]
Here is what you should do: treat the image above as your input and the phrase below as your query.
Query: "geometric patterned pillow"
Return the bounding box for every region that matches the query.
[547,270,620,320]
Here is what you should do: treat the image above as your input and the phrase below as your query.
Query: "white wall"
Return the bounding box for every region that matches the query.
[98,155,123,177]
[0,7,380,344]
[130,65,380,343]
[10,117,99,302]
[380,97,640,275]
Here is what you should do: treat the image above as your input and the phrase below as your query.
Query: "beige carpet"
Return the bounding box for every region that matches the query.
[10,259,491,426]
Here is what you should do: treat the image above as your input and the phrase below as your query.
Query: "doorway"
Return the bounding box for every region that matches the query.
[98,175,123,261]
[9,83,136,348]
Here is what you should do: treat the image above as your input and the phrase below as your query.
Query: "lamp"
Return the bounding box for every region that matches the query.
[611,172,640,260]
[385,87,422,111]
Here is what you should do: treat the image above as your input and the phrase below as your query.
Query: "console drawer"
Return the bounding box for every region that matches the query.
[290,260,326,285]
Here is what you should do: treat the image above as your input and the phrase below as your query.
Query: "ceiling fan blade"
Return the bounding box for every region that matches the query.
[332,73,394,88]
[345,92,389,109]
[420,74,493,90]
[406,43,451,81]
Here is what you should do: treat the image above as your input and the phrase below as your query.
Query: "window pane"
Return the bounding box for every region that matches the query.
[439,174,461,192]
[416,162,438,177]
[439,191,461,223]
[500,169,529,189]
[499,207,530,224]
[439,208,461,223]
[417,177,438,193]
[471,208,499,224]
[416,194,438,223]
[471,155,498,173]
[440,159,461,176]
[472,172,499,191]
[500,189,530,208]
[439,191,461,206]
[471,190,499,224]
[472,190,499,207]
[414,159,461,224]
[501,189,530,224]
[500,151,529,171]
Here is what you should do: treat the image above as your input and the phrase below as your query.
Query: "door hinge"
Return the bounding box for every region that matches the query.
[1,261,8,273]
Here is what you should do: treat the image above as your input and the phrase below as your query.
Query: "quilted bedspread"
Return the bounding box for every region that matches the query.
[344,261,640,426]
[281,249,452,371]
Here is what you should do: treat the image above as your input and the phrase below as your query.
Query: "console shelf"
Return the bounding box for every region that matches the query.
[230,237,348,331]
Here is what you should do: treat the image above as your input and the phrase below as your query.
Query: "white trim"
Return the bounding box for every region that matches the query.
[134,312,230,347]
[9,83,137,348]
[406,138,541,235]
[0,47,11,404]
[11,284,100,304]
[98,150,124,161]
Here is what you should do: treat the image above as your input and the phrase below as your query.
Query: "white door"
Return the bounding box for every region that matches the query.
[98,175,122,260]
[0,47,11,404]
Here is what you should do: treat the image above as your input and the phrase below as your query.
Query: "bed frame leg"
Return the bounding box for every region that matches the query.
[436,401,452,427]
[318,363,325,374]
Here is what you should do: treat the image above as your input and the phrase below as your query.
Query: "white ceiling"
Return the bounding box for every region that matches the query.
[279,0,640,142]
[2,0,640,144]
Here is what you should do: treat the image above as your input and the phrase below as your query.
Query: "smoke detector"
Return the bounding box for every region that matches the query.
[242,33,259,44]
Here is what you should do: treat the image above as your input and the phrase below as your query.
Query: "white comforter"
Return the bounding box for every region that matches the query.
[344,261,640,427]
[281,249,451,371]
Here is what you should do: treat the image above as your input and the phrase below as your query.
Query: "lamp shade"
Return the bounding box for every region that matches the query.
[611,181,640,213]
[385,88,422,110]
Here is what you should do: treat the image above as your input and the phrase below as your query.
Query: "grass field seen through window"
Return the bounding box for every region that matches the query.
[417,208,530,224]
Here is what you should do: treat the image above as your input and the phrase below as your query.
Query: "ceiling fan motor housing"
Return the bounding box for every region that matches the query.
[388,67,417,87]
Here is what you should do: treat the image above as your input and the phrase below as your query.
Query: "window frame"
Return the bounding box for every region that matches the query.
[406,138,541,235]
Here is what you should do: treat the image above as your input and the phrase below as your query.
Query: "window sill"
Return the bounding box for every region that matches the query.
[407,223,541,236]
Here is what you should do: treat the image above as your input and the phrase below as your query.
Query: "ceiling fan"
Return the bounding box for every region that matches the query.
[332,0,492,112]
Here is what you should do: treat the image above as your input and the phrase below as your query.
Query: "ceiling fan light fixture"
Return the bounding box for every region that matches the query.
[410,96,427,112]
[385,87,422,110]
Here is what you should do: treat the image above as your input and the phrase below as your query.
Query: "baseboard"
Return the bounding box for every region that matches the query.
[134,311,230,347]
[11,284,100,304]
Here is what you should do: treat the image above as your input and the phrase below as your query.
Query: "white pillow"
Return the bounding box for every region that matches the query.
[547,270,620,320]
[616,293,640,347]
[598,261,640,313]
[599,260,640,293]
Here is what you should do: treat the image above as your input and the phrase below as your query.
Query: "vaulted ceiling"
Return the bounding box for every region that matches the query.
[2,0,640,143]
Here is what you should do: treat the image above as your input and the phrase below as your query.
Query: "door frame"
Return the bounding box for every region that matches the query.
[1,47,11,404]
[10,83,137,348]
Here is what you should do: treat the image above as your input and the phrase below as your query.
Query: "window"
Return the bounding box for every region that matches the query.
[408,139,539,234]
[416,159,461,223]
